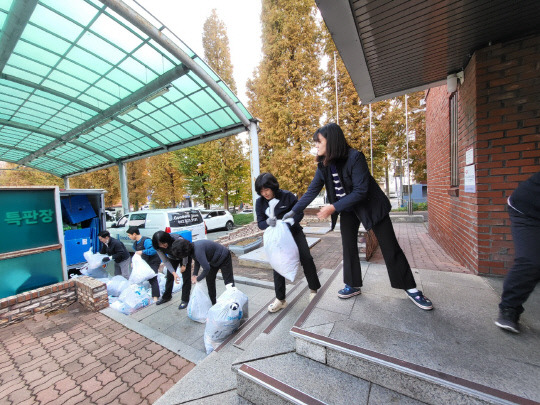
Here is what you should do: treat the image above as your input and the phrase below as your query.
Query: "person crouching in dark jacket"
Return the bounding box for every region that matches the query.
[171,239,234,305]
[98,230,130,279]
[255,173,321,313]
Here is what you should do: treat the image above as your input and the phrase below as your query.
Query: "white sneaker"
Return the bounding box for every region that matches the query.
[309,290,317,302]
[268,299,287,313]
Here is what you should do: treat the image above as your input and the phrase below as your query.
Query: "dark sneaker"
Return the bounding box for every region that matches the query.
[406,290,433,310]
[156,297,171,305]
[178,301,188,310]
[495,308,520,333]
[338,285,361,299]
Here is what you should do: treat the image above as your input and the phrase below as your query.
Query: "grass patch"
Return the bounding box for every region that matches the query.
[233,213,255,226]
[391,202,428,212]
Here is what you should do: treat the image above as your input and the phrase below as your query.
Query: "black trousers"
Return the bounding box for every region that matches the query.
[340,211,416,290]
[205,252,235,305]
[162,258,192,303]
[499,206,540,314]
[274,227,321,300]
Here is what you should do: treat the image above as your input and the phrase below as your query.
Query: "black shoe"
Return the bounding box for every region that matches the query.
[178,301,188,310]
[156,297,171,305]
[495,308,520,333]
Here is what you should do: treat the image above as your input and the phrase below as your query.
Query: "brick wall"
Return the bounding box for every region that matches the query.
[426,34,540,275]
[0,276,109,327]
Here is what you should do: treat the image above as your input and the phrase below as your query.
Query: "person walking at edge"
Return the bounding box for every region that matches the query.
[152,231,192,309]
[98,230,131,279]
[495,170,540,333]
[255,172,321,312]
[127,226,161,303]
[283,122,433,310]
[171,238,235,305]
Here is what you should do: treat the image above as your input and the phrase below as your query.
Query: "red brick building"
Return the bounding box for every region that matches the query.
[426,34,540,275]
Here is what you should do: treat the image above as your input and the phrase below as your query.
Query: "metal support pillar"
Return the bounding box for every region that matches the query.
[249,121,260,222]
[118,162,129,215]
[64,177,70,189]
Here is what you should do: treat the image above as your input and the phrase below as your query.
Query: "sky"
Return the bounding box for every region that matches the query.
[137,0,263,107]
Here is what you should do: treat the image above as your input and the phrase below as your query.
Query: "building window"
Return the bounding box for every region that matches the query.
[450,93,459,187]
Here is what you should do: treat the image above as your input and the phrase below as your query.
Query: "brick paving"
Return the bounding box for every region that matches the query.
[0,303,194,405]
[232,220,470,284]
[369,222,472,273]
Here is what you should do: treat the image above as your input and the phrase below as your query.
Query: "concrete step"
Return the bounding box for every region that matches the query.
[288,263,536,405]
[291,326,525,405]
[155,270,333,405]
[237,352,427,405]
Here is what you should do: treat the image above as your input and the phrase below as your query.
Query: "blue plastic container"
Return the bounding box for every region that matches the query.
[64,228,92,265]
[173,229,192,242]
[61,195,96,224]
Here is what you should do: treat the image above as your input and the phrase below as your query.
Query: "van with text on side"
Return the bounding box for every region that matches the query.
[107,208,207,252]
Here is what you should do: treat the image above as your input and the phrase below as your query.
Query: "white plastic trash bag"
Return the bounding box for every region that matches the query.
[107,275,130,297]
[118,284,151,313]
[172,270,183,293]
[204,298,244,354]
[187,283,212,323]
[129,255,156,285]
[263,220,299,282]
[217,284,249,320]
[157,273,167,295]
[110,300,131,315]
[83,248,109,269]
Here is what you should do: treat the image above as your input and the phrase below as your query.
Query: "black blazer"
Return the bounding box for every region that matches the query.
[99,237,130,263]
[256,189,304,232]
[293,148,391,231]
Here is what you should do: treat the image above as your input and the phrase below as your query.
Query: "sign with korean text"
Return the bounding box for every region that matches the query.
[1,189,60,254]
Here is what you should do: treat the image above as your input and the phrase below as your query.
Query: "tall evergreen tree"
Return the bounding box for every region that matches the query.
[247,0,323,195]
[200,9,251,210]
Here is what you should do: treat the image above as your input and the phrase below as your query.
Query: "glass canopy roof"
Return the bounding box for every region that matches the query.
[0,0,253,178]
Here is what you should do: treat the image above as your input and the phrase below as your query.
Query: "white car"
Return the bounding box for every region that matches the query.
[108,208,207,252]
[201,209,235,231]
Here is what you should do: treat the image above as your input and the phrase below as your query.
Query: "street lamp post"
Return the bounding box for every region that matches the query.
[405,94,413,215]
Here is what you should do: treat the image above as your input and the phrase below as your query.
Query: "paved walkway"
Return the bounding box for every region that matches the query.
[0,303,194,405]
[0,220,478,404]
[370,222,471,273]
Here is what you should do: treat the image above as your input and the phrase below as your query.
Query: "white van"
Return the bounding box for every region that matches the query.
[108,208,207,252]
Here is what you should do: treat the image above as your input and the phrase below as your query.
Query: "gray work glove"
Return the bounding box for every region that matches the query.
[282,210,296,221]
[266,217,277,227]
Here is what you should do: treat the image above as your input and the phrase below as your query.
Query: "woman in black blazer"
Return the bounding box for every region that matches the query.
[256,173,321,312]
[283,123,433,310]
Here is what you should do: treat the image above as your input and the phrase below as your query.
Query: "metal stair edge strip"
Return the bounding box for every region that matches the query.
[232,270,319,348]
[294,262,343,328]
[290,327,533,405]
[238,363,326,405]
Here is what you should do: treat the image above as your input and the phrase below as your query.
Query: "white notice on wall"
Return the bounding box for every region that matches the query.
[464,164,475,193]
[466,148,474,165]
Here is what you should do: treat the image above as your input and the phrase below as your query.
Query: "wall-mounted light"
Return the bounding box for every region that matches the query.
[96,119,112,127]
[119,105,138,116]
[447,71,464,94]
[144,85,171,103]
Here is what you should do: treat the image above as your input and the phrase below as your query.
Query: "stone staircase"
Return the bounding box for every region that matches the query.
[156,262,539,405]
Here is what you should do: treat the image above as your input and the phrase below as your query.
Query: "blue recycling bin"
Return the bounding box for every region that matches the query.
[173,230,192,242]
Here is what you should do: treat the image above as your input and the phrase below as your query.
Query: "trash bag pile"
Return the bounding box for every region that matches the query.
[76,248,186,315]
